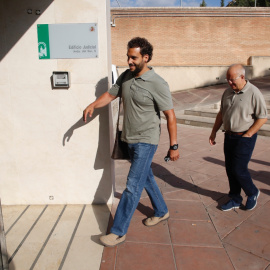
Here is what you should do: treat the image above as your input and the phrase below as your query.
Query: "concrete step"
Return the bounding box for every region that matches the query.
[175,113,217,128]
[184,108,270,123]
[184,108,219,118]
[185,105,270,116]
[174,113,270,137]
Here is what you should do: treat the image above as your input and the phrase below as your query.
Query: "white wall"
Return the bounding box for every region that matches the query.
[0,0,114,205]
[249,56,270,78]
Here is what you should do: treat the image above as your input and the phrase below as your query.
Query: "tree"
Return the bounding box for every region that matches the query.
[221,0,225,6]
[200,0,207,6]
[227,0,270,6]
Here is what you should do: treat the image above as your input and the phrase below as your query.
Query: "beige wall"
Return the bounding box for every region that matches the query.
[118,56,269,92]
[111,7,270,67]
[249,56,270,78]
[0,0,114,205]
[117,65,234,92]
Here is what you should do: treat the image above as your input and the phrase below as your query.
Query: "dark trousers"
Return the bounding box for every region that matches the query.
[224,133,258,204]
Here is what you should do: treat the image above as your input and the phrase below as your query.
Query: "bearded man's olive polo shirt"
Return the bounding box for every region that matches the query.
[221,80,267,132]
[108,68,173,144]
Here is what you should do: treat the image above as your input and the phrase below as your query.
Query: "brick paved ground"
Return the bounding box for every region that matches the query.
[101,123,270,270]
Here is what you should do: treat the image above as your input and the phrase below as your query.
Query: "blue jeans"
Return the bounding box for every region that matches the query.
[110,143,168,236]
[224,133,258,204]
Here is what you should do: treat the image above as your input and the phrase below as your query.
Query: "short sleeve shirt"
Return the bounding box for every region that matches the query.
[220,81,268,132]
[108,68,173,144]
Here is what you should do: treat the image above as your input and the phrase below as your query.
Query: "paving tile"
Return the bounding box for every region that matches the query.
[253,177,270,197]
[6,205,64,269]
[206,196,265,239]
[196,177,229,207]
[187,171,214,185]
[248,201,270,230]
[207,206,247,239]
[191,160,226,177]
[29,205,85,270]
[5,205,47,256]
[163,187,201,201]
[223,221,270,260]
[100,246,117,270]
[166,200,209,221]
[115,242,175,270]
[182,140,209,152]
[252,149,270,162]
[160,175,196,194]
[171,157,205,172]
[249,160,270,173]
[152,162,190,179]
[177,146,198,158]
[61,205,110,270]
[169,219,222,247]
[184,147,224,163]
[224,243,269,270]
[159,160,191,175]
[126,215,171,244]
[1,205,29,231]
[133,197,155,218]
[173,246,234,270]
[110,197,154,221]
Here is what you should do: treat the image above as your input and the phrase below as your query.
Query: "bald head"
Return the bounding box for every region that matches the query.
[227,64,245,78]
[226,64,247,92]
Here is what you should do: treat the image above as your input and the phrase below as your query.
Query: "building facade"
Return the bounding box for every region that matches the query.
[111,7,270,67]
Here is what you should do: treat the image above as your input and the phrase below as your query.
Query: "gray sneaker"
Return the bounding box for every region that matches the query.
[246,190,260,211]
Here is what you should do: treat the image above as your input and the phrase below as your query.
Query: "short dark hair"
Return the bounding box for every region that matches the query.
[127,37,153,62]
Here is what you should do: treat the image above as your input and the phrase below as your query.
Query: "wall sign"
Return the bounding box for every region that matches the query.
[37,23,98,59]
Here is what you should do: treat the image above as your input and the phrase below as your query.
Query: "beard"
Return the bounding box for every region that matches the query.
[129,61,144,76]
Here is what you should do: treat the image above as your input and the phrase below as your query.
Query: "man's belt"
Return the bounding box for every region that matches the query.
[223,130,247,136]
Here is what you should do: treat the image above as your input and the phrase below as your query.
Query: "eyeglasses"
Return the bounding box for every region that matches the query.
[225,75,241,83]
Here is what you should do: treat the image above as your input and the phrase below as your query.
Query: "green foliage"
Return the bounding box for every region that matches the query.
[200,0,207,6]
[221,0,225,6]
[227,0,270,6]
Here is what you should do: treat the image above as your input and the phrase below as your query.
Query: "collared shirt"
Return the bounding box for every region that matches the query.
[108,68,173,144]
[221,80,268,132]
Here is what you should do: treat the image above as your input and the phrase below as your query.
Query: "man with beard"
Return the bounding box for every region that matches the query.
[83,37,179,247]
[209,64,267,211]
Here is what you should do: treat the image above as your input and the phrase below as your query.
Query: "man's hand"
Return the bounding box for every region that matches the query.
[82,92,117,123]
[242,133,252,138]
[209,111,222,146]
[209,132,216,146]
[83,104,95,123]
[166,149,180,161]
[164,149,180,162]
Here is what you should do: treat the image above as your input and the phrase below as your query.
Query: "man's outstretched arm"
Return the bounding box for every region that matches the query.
[83,92,116,122]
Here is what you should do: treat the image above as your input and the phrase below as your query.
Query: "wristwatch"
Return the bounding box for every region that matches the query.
[170,144,178,150]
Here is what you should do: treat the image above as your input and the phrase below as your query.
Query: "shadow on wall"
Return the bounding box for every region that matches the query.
[62,77,113,240]
[0,0,53,61]
[63,77,113,205]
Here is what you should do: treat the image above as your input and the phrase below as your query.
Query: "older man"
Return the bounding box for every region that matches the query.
[209,64,267,211]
